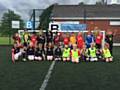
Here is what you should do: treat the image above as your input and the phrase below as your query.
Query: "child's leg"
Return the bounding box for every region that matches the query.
[58,57,62,61]
[75,58,79,63]
[67,57,70,61]
[35,56,38,60]
[71,57,75,63]
[63,57,67,62]
[55,57,58,61]
[14,53,19,60]
[105,58,109,62]
[109,57,113,62]
[47,56,50,60]
[94,57,98,61]
[50,56,53,60]
[28,55,34,61]
[14,52,22,60]
[38,57,42,61]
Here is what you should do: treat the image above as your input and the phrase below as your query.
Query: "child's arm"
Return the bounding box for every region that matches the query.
[12,48,15,63]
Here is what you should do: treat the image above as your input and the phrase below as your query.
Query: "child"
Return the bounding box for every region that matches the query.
[54,44,62,61]
[27,43,35,61]
[12,43,22,62]
[46,42,54,61]
[102,43,113,62]
[88,43,98,61]
[71,44,80,63]
[77,32,84,50]
[105,31,113,55]
[80,44,89,61]
[95,31,103,49]
[22,45,27,61]
[63,34,69,46]
[85,31,94,48]
[35,44,45,61]
[30,32,37,47]
[62,45,70,62]
[70,32,76,49]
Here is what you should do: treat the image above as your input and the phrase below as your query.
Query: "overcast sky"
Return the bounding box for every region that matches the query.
[0,0,119,20]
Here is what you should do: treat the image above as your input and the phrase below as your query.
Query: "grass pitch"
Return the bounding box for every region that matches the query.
[0,46,120,90]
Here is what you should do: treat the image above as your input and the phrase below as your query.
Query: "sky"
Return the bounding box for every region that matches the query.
[0,0,119,20]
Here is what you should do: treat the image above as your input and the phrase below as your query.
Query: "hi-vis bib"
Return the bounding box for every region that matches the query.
[71,49,79,58]
[103,49,111,58]
[89,47,96,57]
[63,48,70,57]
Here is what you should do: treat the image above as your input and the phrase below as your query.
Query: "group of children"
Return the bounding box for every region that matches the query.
[12,30,113,63]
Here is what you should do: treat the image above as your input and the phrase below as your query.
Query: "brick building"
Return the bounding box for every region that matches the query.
[50,5,120,43]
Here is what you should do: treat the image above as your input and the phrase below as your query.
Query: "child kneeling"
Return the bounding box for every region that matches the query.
[62,45,70,62]
[35,44,45,61]
[46,42,54,61]
[71,44,80,63]
[88,43,98,62]
[102,43,113,62]
[54,45,62,61]
[27,43,35,61]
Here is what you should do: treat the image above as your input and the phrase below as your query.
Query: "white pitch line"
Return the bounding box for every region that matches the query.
[39,60,56,90]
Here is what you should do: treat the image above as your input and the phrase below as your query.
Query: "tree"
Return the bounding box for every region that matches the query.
[79,2,85,5]
[96,1,103,5]
[38,4,54,30]
[0,10,24,36]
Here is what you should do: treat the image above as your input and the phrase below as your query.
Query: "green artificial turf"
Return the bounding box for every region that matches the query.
[0,46,120,90]
[46,47,120,90]
[0,46,52,90]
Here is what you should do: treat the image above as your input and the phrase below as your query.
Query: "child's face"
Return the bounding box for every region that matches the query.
[38,44,42,49]
[73,46,77,50]
[91,43,95,48]
[48,43,52,47]
[14,44,17,48]
[104,45,108,49]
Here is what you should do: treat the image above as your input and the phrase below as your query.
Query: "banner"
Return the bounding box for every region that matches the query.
[61,24,86,31]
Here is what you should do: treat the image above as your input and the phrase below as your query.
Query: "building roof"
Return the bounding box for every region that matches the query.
[51,5,120,20]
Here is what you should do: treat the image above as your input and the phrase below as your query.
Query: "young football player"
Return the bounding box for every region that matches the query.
[85,31,94,48]
[30,32,37,47]
[54,44,62,61]
[46,42,54,61]
[12,43,22,62]
[22,45,27,61]
[23,30,30,47]
[95,31,103,49]
[35,44,45,61]
[71,44,80,63]
[37,31,46,50]
[80,44,89,61]
[46,31,53,44]
[12,33,21,46]
[70,32,76,49]
[105,31,114,55]
[88,43,98,62]
[77,32,84,49]
[102,43,113,62]
[27,43,35,61]
[63,34,69,46]
[54,32,60,46]
[62,45,70,62]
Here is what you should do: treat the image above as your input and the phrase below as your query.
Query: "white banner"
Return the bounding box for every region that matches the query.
[12,21,20,29]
